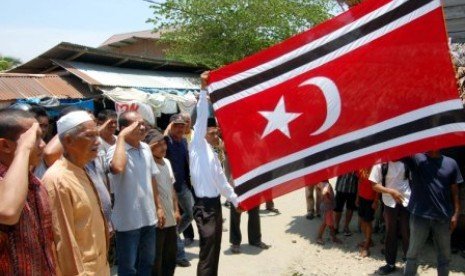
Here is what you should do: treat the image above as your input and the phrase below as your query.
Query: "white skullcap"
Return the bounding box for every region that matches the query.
[57,111,93,135]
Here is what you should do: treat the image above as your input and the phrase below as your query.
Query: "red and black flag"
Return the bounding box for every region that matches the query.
[208,0,465,210]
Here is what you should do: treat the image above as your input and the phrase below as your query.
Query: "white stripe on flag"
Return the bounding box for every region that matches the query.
[237,122,465,202]
[235,99,463,186]
[211,0,441,110]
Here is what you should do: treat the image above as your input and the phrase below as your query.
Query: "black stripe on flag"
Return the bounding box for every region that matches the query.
[234,109,465,196]
[210,0,434,104]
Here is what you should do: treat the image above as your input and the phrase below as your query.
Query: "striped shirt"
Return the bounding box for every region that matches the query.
[335,172,358,194]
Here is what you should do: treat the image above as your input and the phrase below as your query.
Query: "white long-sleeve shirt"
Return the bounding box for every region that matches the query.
[189,89,239,207]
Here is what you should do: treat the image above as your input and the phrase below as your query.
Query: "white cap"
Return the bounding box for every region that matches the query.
[57,111,93,135]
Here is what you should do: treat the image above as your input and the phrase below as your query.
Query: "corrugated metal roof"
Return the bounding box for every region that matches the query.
[100,30,161,47]
[54,60,200,89]
[0,73,95,100]
[9,42,204,74]
[444,0,465,43]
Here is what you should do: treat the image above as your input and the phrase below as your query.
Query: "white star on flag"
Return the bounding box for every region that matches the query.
[259,96,302,139]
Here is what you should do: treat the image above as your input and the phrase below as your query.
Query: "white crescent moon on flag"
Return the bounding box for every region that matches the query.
[299,76,341,136]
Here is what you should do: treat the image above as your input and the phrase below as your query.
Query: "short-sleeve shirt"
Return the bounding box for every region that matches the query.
[154,158,176,228]
[404,154,463,220]
[106,142,159,232]
[357,168,377,200]
[369,161,411,208]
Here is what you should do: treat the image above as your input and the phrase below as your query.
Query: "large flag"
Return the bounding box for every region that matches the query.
[208,0,465,210]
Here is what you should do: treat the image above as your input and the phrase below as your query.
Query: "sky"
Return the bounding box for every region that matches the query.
[0,0,156,63]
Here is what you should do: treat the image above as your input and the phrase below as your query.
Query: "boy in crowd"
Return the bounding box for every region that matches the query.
[316,180,341,245]
[356,168,378,258]
[145,129,181,276]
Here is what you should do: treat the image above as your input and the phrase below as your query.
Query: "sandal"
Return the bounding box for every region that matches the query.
[266,207,281,214]
[250,242,270,249]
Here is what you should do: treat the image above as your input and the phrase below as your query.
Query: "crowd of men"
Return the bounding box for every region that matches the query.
[0,72,265,276]
[0,70,464,276]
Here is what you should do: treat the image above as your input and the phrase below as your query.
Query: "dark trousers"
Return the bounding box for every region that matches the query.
[405,215,451,276]
[193,196,222,276]
[451,214,465,250]
[265,200,275,209]
[153,226,177,276]
[183,224,194,239]
[383,204,410,265]
[182,187,196,240]
[230,205,261,245]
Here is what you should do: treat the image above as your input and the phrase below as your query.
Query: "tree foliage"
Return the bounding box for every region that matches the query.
[0,55,21,72]
[148,0,336,68]
[342,0,363,7]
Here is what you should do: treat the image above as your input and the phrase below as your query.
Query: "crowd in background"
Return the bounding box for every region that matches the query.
[306,152,464,275]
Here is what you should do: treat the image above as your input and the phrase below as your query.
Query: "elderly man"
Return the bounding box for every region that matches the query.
[107,111,165,275]
[166,112,197,248]
[42,110,109,275]
[165,113,193,267]
[190,72,243,276]
[166,114,193,233]
[0,109,56,275]
[180,112,194,143]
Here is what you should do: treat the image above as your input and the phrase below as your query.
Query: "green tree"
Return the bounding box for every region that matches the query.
[148,0,336,68]
[0,55,21,71]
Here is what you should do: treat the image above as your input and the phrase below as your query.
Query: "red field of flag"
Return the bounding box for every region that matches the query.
[208,0,465,210]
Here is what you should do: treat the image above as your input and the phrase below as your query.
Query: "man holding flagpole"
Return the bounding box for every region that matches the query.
[189,71,243,276]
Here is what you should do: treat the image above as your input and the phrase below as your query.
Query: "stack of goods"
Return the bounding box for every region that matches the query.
[450,43,465,102]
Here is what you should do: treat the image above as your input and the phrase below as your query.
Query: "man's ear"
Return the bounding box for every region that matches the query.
[61,133,73,147]
[0,138,16,154]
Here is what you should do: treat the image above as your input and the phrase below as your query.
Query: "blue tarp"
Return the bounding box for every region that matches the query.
[16,98,94,118]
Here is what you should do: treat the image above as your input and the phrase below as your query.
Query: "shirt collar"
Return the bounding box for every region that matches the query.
[60,157,87,175]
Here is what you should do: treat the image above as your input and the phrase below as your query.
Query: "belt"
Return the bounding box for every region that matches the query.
[195,196,221,207]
